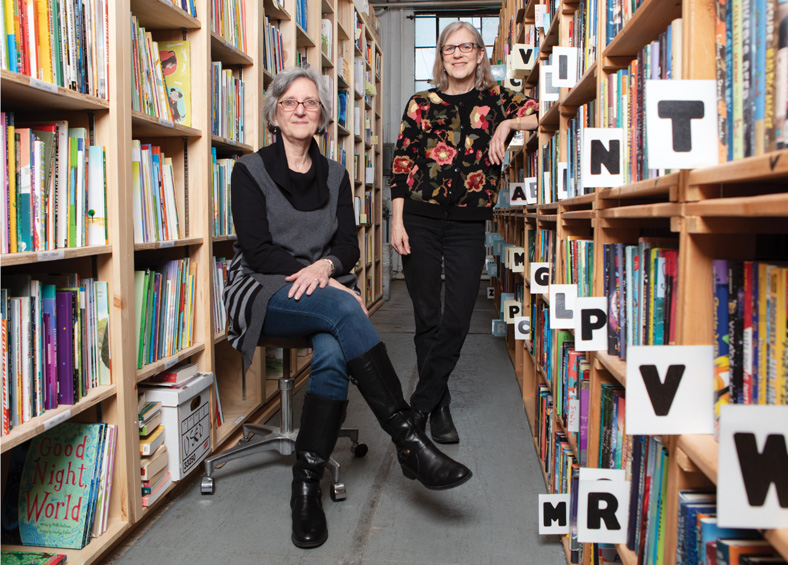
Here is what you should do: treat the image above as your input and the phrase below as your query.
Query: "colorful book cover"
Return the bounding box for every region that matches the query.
[0,550,66,565]
[713,260,730,435]
[17,422,106,549]
[158,41,191,126]
[95,280,111,386]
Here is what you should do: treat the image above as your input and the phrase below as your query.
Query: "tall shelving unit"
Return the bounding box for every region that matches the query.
[491,0,788,564]
[0,0,384,561]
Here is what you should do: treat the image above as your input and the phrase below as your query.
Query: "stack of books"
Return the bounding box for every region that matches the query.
[138,397,171,507]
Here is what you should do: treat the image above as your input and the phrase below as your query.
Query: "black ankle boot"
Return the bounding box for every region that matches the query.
[347,343,472,490]
[412,409,428,434]
[291,393,346,549]
[430,405,459,444]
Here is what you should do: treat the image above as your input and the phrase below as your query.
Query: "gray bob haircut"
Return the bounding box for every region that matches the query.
[263,66,332,134]
[431,21,495,92]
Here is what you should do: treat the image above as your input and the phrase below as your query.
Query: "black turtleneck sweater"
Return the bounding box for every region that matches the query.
[231,136,358,276]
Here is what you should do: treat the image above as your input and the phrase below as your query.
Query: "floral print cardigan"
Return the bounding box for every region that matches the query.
[390,86,538,221]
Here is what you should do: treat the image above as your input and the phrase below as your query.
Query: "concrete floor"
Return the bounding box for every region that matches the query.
[107,280,566,564]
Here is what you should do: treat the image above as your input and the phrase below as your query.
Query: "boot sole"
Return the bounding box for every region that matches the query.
[404,469,473,490]
[431,433,459,444]
[292,531,328,549]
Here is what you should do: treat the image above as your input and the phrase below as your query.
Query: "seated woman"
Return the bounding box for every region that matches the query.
[224,66,472,550]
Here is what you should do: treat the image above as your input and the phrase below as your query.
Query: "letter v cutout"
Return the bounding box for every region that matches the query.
[639,364,685,416]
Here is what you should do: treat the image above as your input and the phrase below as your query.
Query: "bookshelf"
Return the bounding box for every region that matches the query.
[1,0,384,561]
[491,0,788,564]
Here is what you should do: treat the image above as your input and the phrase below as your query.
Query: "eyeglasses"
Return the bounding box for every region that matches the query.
[278,98,321,111]
[441,42,478,55]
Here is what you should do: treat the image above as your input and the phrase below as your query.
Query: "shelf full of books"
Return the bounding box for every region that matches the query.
[1,0,385,561]
[490,0,788,564]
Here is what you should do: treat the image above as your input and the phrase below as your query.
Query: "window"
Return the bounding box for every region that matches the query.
[413,15,499,92]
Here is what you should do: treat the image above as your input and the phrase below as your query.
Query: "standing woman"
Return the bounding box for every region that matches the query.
[390,22,538,443]
[225,67,471,551]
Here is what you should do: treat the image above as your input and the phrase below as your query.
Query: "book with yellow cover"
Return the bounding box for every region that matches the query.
[158,41,192,127]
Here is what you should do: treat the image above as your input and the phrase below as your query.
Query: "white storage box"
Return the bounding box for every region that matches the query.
[142,373,214,481]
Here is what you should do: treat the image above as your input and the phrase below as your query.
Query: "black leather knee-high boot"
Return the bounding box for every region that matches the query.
[347,342,472,490]
[291,393,346,549]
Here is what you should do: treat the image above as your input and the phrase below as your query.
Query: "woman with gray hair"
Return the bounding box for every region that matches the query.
[390,21,538,444]
[224,66,472,550]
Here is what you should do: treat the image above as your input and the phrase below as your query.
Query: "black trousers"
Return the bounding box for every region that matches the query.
[402,213,487,413]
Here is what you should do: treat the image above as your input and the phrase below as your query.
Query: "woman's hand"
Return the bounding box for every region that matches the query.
[390,198,410,255]
[489,119,515,165]
[285,259,334,300]
[328,278,369,316]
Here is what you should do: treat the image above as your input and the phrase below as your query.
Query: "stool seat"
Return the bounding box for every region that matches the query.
[200,334,366,500]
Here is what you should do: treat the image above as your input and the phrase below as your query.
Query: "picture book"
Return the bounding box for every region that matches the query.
[145,362,198,387]
[0,550,67,565]
[158,41,192,127]
[17,422,107,549]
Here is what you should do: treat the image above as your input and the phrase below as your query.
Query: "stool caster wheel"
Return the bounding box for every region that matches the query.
[200,476,215,495]
[330,482,346,502]
[351,442,368,457]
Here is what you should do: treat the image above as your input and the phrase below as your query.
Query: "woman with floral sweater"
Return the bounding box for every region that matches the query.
[390,21,538,443]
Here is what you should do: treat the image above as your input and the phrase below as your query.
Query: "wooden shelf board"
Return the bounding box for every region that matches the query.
[210,33,254,65]
[764,529,788,560]
[598,202,681,219]
[562,61,597,109]
[684,192,788,217]
[594,352,627,386]
[1,70,110,111]
[3,517,129,565]
[1,385,117,453]
[598,172,680,200]
[337,20,350,41]
[676,434,718,485]
[131,0,200,29]
[322,0,335,13]
[296,24,316,48]
[321,51,334,68]
[603,0,682,59]
[561,210,594,221]
[263,68,275,88]
[134,237,203,252]
[136,343,207,383]
[265,0,292,20]
[687,149,788,188]
[131,110,202,138]
[1,245,112,267]
[211,135,254,153]
[540,101,561,129]
[214,330,228,344]
[212,234,238,243]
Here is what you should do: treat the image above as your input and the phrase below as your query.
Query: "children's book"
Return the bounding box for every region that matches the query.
[17,422,107,549]
[0,550,67,565]
[158,41,192,127]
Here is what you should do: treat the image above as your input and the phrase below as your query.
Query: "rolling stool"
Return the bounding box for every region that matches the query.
[200,336,367,500]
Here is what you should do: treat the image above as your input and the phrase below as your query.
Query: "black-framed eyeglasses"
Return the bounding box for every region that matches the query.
[278,98,321,111]
[441,42,478,55]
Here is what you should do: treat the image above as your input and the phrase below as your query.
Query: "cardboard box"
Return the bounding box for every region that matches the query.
[141,373,213,480]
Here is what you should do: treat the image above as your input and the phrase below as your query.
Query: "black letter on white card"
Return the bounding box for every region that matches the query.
[657,100,705,152]
[639,364,685,417]
[587,493,621,530]
[733,433,788,508]
[591,140,621,175]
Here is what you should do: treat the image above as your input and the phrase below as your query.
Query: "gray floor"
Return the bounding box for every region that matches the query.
[107,280,565,564]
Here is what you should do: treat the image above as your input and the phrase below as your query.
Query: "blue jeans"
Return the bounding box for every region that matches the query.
[262,284,380,400]
[402,213,487,413]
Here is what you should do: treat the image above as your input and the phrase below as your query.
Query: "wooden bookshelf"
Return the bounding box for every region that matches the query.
[1,0,384,561]
[491,0,788,564]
